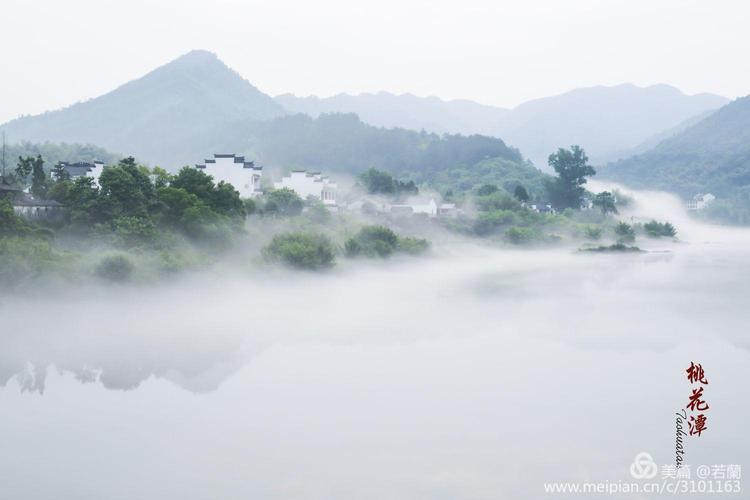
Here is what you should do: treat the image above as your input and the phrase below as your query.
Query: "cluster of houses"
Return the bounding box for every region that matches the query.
[0,152,575,221]
[0,160,107,218]
[193,154,460,218]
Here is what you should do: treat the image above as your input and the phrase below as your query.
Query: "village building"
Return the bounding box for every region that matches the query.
[1,176,63,219]
[56,161,105,185]
[346,196,458,218]
[686,193,716,211]
[438,203,459,218]
[389,198,438,217]
[274,170,337,206]
[528,202,556,214]
[195,154,263,198]
[12,194,64,219]
[344,199,389,215]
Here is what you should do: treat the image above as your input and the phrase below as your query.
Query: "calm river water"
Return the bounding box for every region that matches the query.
[1,187,747,499]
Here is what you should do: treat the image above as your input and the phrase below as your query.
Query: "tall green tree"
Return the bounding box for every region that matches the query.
[171,167,244,219]
[212,181,245,219]
[171,166,216,201]
[263,188,304,216]
[66,177,101,224]
[52,162,71,182]
[16,155,49,197]
[546,146,596,209]
[592,191,618,215]
[0,198,29,236]
[15,156,34,180]
[514,184,529,202]
[98,157,156,218]
[359,168,396,194]
[30,155,49,198]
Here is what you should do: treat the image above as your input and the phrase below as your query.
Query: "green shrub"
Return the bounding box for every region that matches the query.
[345,225,429,258]
[504,226,536,245]
[473,210,518,235]
[262,188,304,217]
[95,254,135,282]
[306,202,331,224]
[345,226,398,258]
[580,243,642,253]
[157,251,189,275]
[344,238,362,257]
[263,232,335,270]
[243,198,257,216]
[474,192,521,212]
[584,225,603,240]
[476,184,499,196]
[0,236,69,285]
[614,222,635,243]
[32,227,56,241]
[0,198,31,237]
[643,220,677,238]
[396,236,430,255]
[111,216,158,247]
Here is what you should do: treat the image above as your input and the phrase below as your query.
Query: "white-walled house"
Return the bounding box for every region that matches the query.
[56,161,105,185]
[438,203,459,217]
[528,202,555,214]
[12,194,63,219]
[686,193,716,211]
[389,198,438,217]
[274,170,337,206]
[195,154,263,198]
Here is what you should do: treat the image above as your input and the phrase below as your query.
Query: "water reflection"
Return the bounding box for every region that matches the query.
[1,188,749,499]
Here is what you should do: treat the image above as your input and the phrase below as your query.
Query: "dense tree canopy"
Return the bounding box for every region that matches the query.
[546,146,596,209]
[592,191,618,215]
[263,188,304,216]
[358,168,418,197]
[262,232,336,270]
[514,185,529,202]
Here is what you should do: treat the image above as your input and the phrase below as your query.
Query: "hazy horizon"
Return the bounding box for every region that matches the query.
[2,0,749,124]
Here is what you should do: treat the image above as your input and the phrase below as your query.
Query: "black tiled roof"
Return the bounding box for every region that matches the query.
[198,154,261,170]
[57,161,103,178]
[14,193,62,207]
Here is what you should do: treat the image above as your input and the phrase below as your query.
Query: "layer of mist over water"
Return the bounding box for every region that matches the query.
[1,186,748,499]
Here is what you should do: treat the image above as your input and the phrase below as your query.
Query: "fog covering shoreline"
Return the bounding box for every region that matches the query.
[0,185,748,499]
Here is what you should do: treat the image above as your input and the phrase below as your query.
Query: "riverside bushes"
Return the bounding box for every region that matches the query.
[345,225,429,258]
[95,254,136,282]
[0,236,71,285]
[643,220,677,238]
[262,232,336,270]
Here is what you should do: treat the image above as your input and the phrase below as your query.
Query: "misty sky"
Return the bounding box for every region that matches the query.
[2,0,749,124]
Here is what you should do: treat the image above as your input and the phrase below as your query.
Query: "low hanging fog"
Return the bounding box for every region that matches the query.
[1,185,748,500]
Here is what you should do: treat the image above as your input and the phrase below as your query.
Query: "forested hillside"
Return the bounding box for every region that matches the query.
[601,96,750,223]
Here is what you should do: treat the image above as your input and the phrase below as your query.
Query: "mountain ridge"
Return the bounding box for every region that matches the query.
[1,50,286,166]
[600,95,750,223]
[277,84,729,168]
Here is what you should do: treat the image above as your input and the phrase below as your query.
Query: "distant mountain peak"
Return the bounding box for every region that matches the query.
[179,48,218,60]
[0,50,286,167]
[147,49,229,76]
